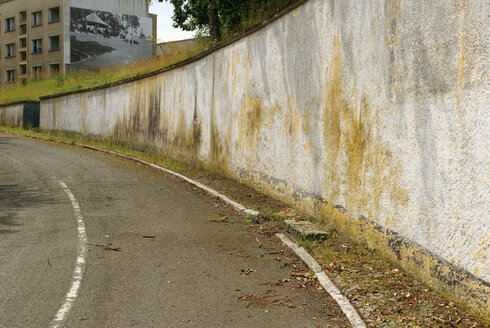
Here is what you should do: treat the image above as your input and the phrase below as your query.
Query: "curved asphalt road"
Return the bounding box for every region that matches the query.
[0,134,347,328]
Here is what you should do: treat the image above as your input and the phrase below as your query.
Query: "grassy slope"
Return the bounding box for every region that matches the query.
[0,44,207,104]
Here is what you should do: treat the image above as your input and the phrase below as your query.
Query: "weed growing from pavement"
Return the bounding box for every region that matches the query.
[274,221,285,229]
[209,215,227,223]
[259,210,276,220]
[301,237,314,252]
[300,215,316,222]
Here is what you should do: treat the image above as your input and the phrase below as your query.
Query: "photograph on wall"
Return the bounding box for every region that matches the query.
[70,7,153,68]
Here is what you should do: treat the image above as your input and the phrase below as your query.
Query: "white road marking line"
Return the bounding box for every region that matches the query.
[49,182,88,328]
[276,233,367,328]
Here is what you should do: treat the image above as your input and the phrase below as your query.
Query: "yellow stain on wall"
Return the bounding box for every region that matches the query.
[385,0,401,100]
[322,31,409,227]
[473,234,489,262]
[80,96,88,135]
[293,7,299,25]
[232,49,241,95]
[458,0,468,12]
[322,33,343,204]
[283,95,300,139]
[456,35,466,107]
[237,97,264,168]
[51,100,57,129]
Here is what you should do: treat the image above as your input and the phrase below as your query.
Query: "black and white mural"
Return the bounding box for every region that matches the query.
[70,7,153,68]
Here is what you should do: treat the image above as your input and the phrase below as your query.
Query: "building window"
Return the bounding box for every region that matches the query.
[5,43,15,58]
[49,35,60,51]
[48,63,60,76]
[32,39,42,54]
[6,17,15,32]
[19,11,27,25]
[6,69,15,83]
[32,65,43,79]
[48,7,60,23]
[32,11,42,27]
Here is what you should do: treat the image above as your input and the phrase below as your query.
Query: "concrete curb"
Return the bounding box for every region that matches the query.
[276,233,367,328]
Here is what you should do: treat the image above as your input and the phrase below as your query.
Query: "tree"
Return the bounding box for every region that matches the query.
[207,0,221,42]
[155,0,250,42]
[151,0,291,42]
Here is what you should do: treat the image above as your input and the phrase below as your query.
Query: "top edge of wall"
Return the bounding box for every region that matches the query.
[0,100,40,108]
[38,0,309,101]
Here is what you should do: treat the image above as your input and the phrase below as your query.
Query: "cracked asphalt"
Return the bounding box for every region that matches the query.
[0,134,349,328]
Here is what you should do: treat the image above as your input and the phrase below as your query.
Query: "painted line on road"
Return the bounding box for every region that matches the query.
[49,182,88,328]
[276,233,367,328]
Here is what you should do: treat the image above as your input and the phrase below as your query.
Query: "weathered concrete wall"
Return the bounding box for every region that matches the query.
[0,103,24,128]
[40,0,490,320]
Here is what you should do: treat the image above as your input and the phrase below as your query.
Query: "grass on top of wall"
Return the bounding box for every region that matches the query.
[0,42,208,105]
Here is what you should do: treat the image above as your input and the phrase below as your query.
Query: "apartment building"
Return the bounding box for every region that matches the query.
[0,0,156,85]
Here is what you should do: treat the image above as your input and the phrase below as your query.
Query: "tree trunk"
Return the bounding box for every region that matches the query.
[208,0,222,42]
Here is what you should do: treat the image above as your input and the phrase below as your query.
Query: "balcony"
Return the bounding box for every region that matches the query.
[19,25,27,37]
[19,64,27,78]
[19,11,27,25]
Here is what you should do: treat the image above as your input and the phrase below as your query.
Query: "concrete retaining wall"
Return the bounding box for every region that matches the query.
[40,0,489,319]
[0,102,40,129]
[0,103,24,128]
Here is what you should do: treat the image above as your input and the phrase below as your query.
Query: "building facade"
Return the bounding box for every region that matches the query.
[0,0,156,85]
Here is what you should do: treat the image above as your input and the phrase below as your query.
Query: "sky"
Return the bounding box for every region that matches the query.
[149,2,195,42]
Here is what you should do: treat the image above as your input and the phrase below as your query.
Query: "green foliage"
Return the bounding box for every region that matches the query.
[209,215,227,223]
[164,0,210,32]
[159,0,293,41]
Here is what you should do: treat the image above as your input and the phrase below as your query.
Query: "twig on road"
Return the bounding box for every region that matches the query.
[88,243,121,251]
